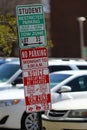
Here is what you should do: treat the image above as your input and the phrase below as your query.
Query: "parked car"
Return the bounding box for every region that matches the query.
[0,87,40,130]
[1,60,87,130]
[50,70,87,103]
[42,70,87,129]
[1,58,87,87]
[0,68,87,130]
[0,60,43,130]
[0,60,22,89]
[42,98,87,130]
[1,59,86,90]
[48,58,87,72]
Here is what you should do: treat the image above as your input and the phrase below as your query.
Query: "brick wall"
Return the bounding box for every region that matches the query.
[50,0,87,58]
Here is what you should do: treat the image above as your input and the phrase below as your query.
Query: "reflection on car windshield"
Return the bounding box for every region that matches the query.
[0,63,20,82]
[0,60,6,65]
[50,73,71,89]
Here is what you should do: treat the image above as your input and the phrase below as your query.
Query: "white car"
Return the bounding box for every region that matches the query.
[0,60,43,130]
[48,58,87,72]
[1,61,87,104]
[42,98,87,130]
[0,69,87,130]
[1,61,87,130]
[0,87,40,130]
[50,70,87,103]
[0,58,87,90]
[0,60,22,89]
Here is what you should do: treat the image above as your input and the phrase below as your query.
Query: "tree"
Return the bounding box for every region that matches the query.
[0,13,53,57]
[0,13,17,56]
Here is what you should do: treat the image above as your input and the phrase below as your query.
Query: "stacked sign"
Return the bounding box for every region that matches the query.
[16,4,51,112]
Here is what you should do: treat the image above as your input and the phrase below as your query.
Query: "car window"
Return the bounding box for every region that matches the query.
[0,63,20,82]
[66,75,87,92]
[77,65,87,70]
[13,72,23,85]
[50,73,71,89]
[48,65,72,73]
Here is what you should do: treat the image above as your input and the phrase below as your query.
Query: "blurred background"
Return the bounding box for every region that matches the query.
[0,0,87,59]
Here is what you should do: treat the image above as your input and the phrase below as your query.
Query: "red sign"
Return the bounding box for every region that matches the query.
[25,94,51,112]
[20,47,51,112]
[23,68,49,86]
[20,48,48,70]
[20,47,48,59]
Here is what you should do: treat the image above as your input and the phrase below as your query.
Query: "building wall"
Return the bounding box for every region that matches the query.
[50,0,87,58]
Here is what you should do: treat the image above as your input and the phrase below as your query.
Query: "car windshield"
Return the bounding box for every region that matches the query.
[0,59,6,65]
[50,73,71,89]
[0,63,20,82]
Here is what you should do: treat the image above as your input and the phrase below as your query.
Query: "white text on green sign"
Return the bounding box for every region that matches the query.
[16,4,47,48]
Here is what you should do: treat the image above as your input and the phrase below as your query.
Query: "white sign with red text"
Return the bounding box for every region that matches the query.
[23,68,51,112]
[20,47,51,112]
[20,47,48,70]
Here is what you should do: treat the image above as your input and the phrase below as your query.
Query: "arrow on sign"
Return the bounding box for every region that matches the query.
[23,42,43,46]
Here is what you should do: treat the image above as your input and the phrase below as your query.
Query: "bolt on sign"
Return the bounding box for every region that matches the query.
[20,47,51,112]
[16,4,47,49]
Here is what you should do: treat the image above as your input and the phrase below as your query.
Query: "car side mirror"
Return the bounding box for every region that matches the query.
[58,86,71,93]
[12,78,23,86]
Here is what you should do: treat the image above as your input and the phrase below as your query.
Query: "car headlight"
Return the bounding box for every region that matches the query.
[68,109,87,118]
[0,99,21,107]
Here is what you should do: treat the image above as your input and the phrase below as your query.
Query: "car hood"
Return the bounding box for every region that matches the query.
[52,98,87,110]
[0,82,12,89]
[0,87,24,100]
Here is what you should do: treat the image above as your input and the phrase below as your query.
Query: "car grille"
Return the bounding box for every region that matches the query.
[48,109,68,117]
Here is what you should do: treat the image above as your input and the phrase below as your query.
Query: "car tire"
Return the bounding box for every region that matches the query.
[21,112,39,130]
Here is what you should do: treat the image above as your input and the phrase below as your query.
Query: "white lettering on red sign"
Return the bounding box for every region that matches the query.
[25,93,51,112]
[25,93,51,105]
[21,47,48,59]
[23,68,49,86]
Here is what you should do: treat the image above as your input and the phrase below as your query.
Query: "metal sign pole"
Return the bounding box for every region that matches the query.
[38,112,43,130]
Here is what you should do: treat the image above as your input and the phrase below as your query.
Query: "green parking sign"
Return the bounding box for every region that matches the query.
[16,4,47,49]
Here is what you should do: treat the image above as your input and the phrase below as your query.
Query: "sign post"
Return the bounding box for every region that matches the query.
[16,4,51,130]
